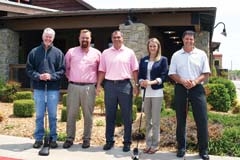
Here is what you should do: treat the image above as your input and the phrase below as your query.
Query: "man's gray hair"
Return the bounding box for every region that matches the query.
[43,27,55,38]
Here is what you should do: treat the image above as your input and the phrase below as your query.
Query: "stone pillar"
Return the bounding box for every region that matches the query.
[119,23,149,61]
[195,31,212,69]
[195,31,210,58]
[0,29,19,81]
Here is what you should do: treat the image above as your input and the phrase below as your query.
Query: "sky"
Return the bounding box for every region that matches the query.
[84,0,239,70]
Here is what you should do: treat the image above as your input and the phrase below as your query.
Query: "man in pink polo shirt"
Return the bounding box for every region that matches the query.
[63,29,101,149]
[96,30,139,152]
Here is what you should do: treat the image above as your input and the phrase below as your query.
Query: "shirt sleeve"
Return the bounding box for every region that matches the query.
[64,50,70,79]
[98,51,106,72]
[202,52,211,74]
[130,51,139,71]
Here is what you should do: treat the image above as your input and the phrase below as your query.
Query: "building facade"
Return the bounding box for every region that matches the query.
[0,0,217,89]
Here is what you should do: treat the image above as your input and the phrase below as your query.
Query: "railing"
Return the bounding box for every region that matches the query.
[8,64,30,88]
[8,64,68,92]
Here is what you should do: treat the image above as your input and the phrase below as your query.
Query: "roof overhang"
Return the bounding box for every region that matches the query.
[0,7,216,39]
[75,0,96,10]
[0,0,58,15]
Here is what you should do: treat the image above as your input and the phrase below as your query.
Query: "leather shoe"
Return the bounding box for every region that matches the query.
[123,143,131,152]
[63,140,73,148]
[82,140,90,149]
[33,140,43,148]
[200,153,210,160]
[50,141,58,148]
[176,149,185,157]
[103,142,114,150]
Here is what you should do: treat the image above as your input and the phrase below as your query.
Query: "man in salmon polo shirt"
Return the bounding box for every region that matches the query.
[63,29,101,149]
[96,30,139,152]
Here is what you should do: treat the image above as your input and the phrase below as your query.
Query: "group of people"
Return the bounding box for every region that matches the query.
[26,27,210,160]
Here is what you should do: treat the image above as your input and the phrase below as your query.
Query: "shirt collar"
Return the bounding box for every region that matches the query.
[180,47,197,54]
[110,44,125,51]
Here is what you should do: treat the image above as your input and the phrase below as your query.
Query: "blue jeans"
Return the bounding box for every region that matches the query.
[33,89,59,141]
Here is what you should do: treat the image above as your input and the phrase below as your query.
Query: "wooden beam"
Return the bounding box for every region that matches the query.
[2,13,193,31]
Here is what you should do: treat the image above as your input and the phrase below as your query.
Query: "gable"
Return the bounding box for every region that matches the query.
[32,0,95,11]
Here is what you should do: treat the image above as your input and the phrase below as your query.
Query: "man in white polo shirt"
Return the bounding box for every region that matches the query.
[168,30,210,160]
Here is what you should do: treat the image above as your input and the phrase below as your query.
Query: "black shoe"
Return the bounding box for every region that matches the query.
[33,140,43,148]
[103,142,114,150]
[50,141,58,148]
[63,140,73,148]
[176,149,185,157]
[200,153,210,160]
[123,143,131,152]
[82,140,90,149]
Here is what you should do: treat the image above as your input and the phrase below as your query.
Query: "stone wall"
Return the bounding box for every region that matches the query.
[119,23,149,61]
[195,31,210,57]
[0,29,19,81]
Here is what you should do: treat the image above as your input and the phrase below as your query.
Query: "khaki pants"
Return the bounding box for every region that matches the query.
[66,83,96,141]
[144,97,163,150]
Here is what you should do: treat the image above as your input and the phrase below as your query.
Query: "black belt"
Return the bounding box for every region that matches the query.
[105,79,130,84]
[69,81,95,86]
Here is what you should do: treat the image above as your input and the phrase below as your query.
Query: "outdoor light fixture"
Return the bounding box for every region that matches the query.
[124,9,136,26]
[173,41,182,44]
[125,15,134,26]
[164,31,176,34]
[214,22,227,37]
[170,36,180,39]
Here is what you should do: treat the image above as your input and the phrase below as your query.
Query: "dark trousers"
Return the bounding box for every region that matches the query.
[103,80,133,144]
[104,80,133,143]
[174,84,208,153]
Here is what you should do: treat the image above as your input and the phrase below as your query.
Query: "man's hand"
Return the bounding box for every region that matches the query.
[133,86,140,97]
[181,79,197,89]
[96,85,102,96]
[40,73,51,81]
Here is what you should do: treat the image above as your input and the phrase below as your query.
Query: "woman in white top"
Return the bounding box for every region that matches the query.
[138,38,168,154]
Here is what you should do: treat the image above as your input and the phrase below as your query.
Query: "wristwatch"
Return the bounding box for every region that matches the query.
[135,83,140,87]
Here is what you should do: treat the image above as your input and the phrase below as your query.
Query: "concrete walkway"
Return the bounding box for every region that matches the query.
[0,135,239,160]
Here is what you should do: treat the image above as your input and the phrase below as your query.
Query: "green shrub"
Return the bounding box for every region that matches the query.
[208,112,240,157]
[232,102,240,114]
[163,82,174,108]
[134,96,142,112]
[60,106,82,122]
[0,81,20,102]
[115,105,137,126]
[57,132,67,141]
[62,94,67,106]
[14,91,33,100]
[211,65,217,77]
[13,99,35,117]
[209,126,240,157]
[205,84,231,112]
[95,89,105,113]
[209,77,236,107]
[161,108,175,118]
[132,104,137,121]
[208,112,240,127]
[95,97,105,113]
[95,120,104,126]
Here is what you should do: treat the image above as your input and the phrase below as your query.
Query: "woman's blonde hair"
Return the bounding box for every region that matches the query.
[147,38,161,61]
